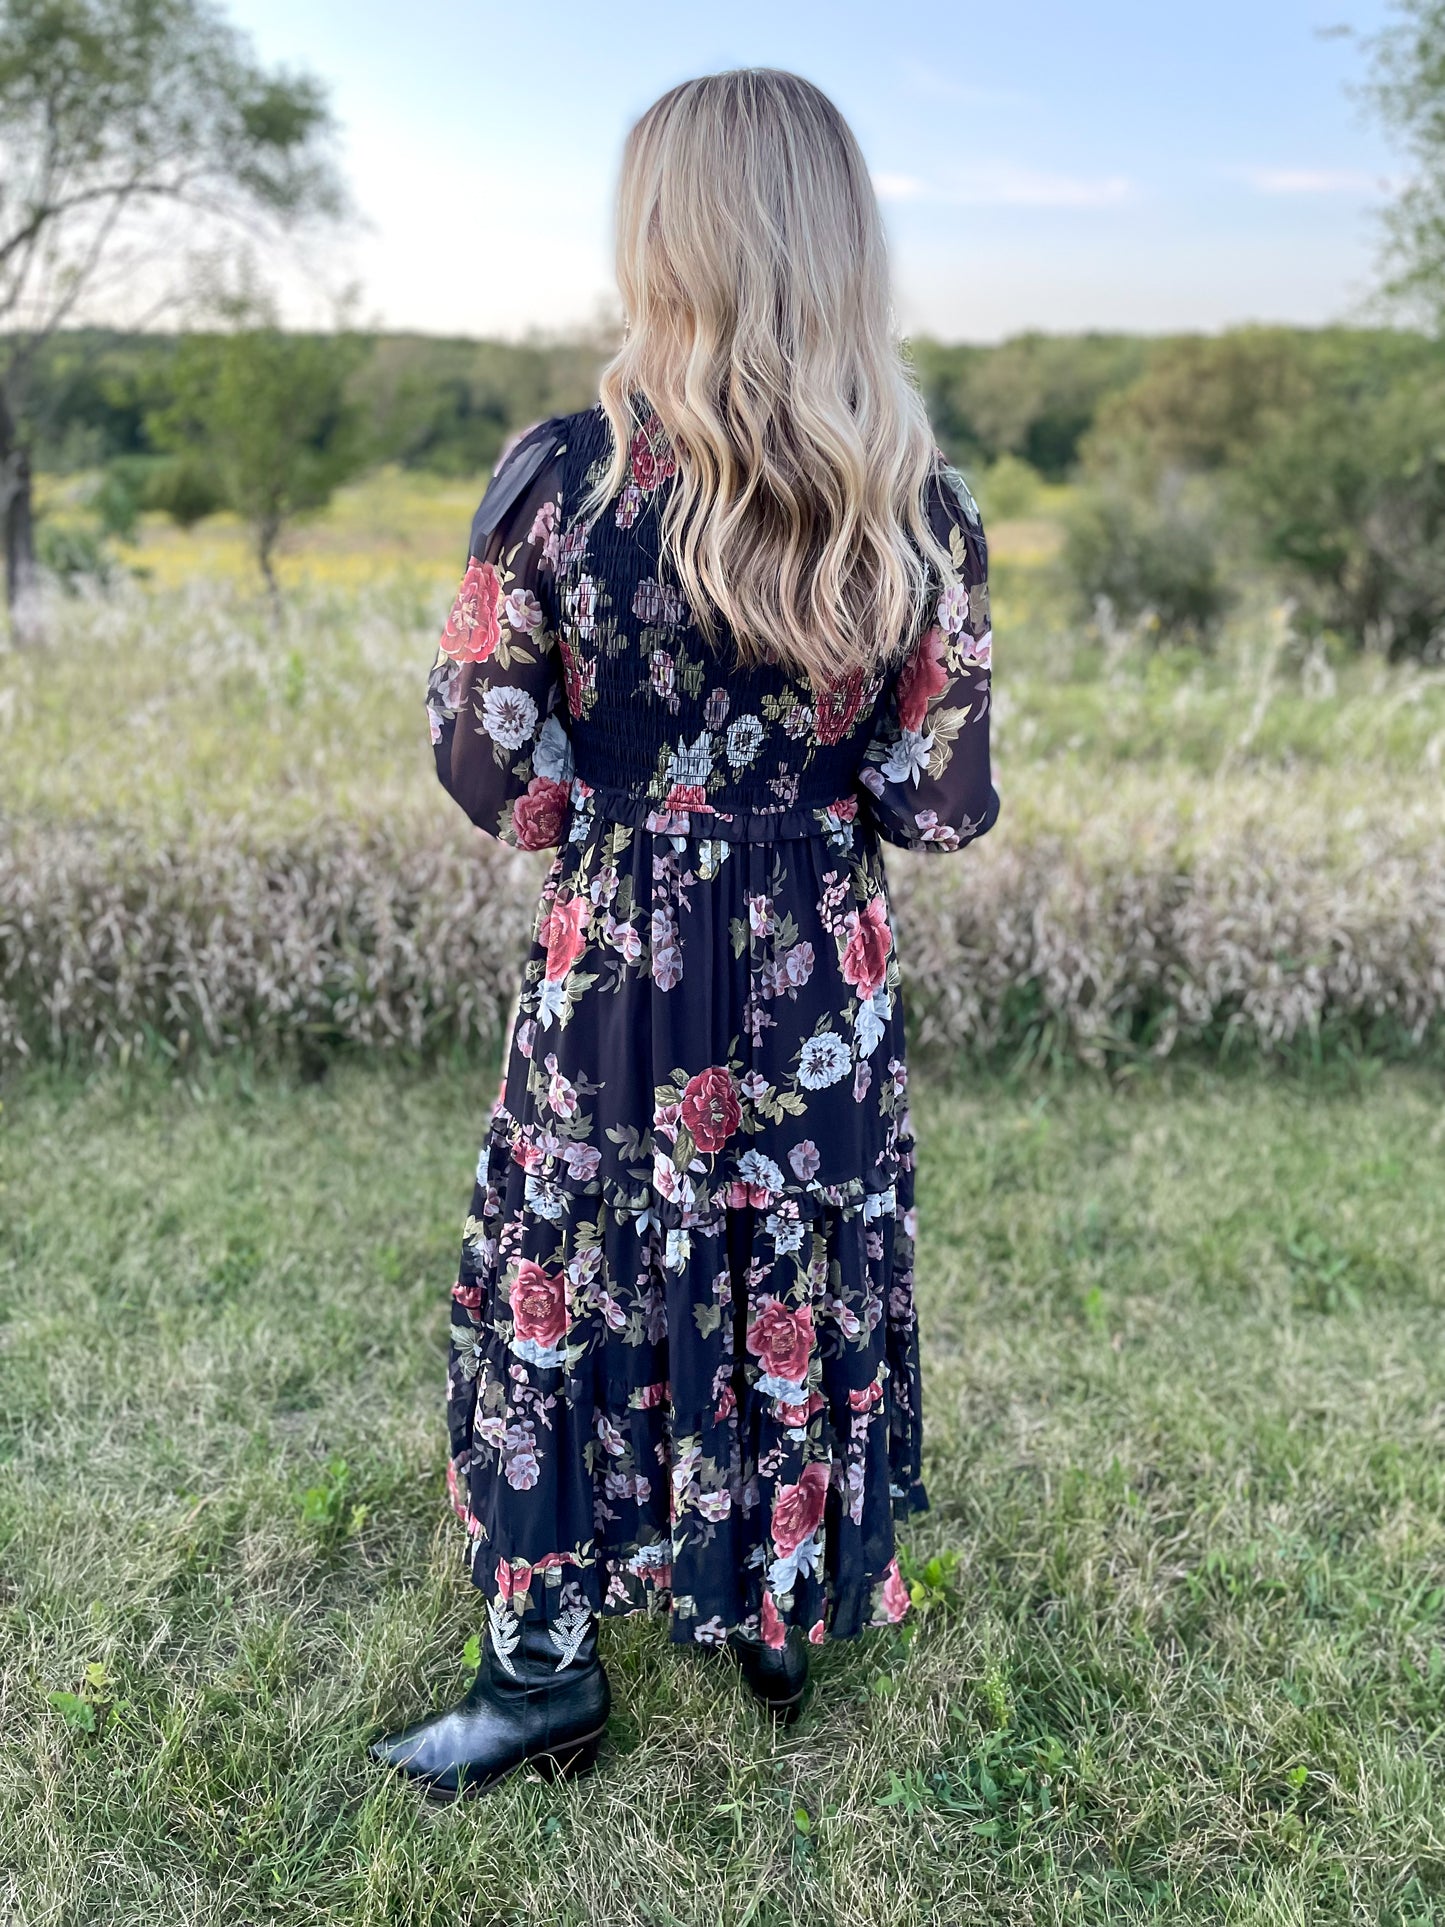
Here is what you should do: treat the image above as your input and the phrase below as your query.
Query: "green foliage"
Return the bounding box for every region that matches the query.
[33,517,114,588]
[1081,327,1445,658]
[0,0,340,297]
[1063,478,1231,640]
[910,331,1153,477]
[973,453,1043,521]
[1365,0,1445,325]
[1235,356,1445,660]
[354,332,610,477]
[149,313,367,591]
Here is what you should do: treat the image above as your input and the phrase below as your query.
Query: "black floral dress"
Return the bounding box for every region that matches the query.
[424,400,998,1657]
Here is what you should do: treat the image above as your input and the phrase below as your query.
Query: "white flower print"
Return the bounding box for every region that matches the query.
[726,714,764,768]
[789,1139,821,1181]
[797,1031,850,1090]
[533,714,574,783]
[853,987,889,1058]
[481,685,539,750]
[569,574,597,638]
[504,587,544,632]
[880,728,933,786]
[667,730,713,790]
[736,1149,786,1196]
[936,582,970,634]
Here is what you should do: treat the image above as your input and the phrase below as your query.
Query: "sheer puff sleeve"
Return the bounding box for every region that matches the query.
[857,457,1000,853]
[424,417,573,850]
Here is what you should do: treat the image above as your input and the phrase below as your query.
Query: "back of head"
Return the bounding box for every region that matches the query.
[588,68,953,688]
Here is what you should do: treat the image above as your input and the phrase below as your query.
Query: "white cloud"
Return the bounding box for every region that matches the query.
[872,172,929,203]
[873,166,1134,210]
[1237,165,1390,196]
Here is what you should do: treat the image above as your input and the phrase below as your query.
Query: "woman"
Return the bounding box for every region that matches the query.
[371,67,998,1800]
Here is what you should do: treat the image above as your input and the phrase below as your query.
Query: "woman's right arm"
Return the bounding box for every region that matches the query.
[425,419,575,851]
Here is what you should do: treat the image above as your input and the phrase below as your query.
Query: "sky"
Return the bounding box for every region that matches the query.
[226,0,1404,343]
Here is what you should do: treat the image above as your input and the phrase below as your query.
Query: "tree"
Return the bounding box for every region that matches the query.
[0,0,341,636]
[148,285,365,600]
[1366,0,1445,326]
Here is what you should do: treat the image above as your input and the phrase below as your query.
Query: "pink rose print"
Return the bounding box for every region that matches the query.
[614,482,643,529]
[745,1299,813,1384]
[788,1140,821,1181]
[509,1259,568,1349]
[840,894,893,999]
[770,1461,830,1557]
[511,776,571,851]
[663,783,708,812]
[897,624,950,732]
[876,1556,911,1624]
[629,413,678,492]
[538,894,589,982]
[441,558,503,662]
[814,666,866,745]
[527,498,557,545]
[504,586,544,633]
[759,1588,787,1650]
[680,1066,741,1154]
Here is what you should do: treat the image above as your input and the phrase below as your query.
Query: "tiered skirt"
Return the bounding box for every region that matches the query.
[443,783,927,1647]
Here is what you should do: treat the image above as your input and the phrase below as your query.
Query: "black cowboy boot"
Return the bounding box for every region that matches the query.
[369,1603,609,1799]
[728,1625,810,1722]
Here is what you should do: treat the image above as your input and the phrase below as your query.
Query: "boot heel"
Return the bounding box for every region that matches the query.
[532,1730,603,1781]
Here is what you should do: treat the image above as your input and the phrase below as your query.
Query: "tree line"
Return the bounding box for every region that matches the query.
[14,320,1444,661]
[2,0,1444,655]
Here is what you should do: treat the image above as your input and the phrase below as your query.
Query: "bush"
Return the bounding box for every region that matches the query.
[975,454,1043,521]
[1236,363,1445,661]
[1063,480,1231,641]
[33,519,115,589]
[1082,327,1445,658]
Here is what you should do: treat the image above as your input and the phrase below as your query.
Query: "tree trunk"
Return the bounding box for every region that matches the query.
[0,388,42,647]
[256,516,283,616]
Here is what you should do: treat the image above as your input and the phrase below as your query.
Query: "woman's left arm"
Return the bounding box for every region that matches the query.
[857,459,1000,853]
[425,418,575,850]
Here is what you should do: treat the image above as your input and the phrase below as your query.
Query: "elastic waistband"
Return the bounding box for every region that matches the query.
[569,778,862,844]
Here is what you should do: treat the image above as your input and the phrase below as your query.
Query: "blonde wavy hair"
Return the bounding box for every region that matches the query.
[584,68,954,688]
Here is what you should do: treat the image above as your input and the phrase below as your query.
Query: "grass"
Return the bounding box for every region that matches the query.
[3,1058,1444,1924]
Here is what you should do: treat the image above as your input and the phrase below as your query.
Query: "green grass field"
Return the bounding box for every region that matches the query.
[3,1060,1444,1925]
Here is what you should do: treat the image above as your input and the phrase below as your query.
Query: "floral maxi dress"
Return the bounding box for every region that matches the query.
[424,401,999,1656]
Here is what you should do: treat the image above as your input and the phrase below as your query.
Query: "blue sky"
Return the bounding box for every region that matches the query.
[229,0,1403,341]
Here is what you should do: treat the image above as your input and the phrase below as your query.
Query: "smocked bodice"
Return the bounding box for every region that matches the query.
[551,405,889,829]
[426,399,996,857]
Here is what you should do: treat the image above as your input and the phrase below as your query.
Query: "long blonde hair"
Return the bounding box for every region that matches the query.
[584,68,954,687]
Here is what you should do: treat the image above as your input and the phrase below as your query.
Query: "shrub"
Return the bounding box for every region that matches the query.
[1063,480,1231,641]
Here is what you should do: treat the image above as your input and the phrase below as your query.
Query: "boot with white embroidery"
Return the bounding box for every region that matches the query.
[369,1599,608,1799]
